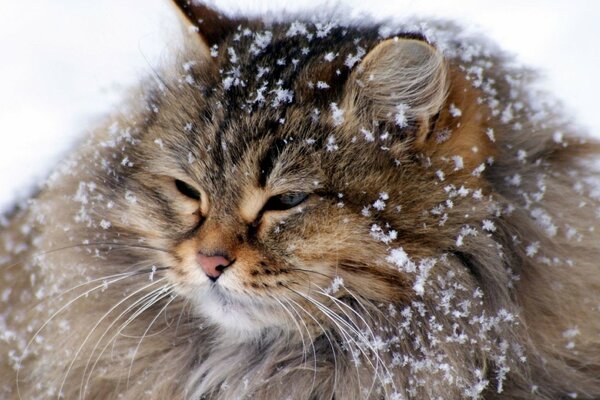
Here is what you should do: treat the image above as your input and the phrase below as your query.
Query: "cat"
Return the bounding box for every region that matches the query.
[2,1,600,399]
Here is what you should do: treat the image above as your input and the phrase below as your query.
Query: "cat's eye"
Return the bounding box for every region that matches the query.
[263,192,309,211]
[174,179,201,201]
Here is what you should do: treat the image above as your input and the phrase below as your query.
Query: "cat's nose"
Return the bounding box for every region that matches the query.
[197,252,232,282]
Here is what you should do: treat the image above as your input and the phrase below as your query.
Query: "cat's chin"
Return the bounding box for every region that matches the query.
[188,284,289,337]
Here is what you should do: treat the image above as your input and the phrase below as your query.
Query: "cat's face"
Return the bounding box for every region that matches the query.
[99,5,492,336]
[135,95,412,333]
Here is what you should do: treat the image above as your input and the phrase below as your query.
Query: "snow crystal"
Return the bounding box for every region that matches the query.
[413,258,436,296]
[149,265,157,281]
[449,103,462,117]
[373,199,386,211]
[360,128,375,142]
[553,131,564,143]
[507,174,522,186]
[324,52,336,62]
[452,155,464,170]
[121,157,133,167]
[482,220,496,232]
[344,46,366,68]
[326,135,339,152]
[471,163,486,177]
[315,22,336,38]
[370,224,398,244]
[500,105,513,123]
[187,152,195,164]
[525,242,540,257]
[227,47,238,64]
[124,191,137,204]
[394,103,410,128]
[563,327,580,339]
[286,21,308,37]
[386,248,416,273]
[530,207,557,237]
[435,170,445,181]
[330,102,345,126]
[324,276,344,294]
[250,31,272,55]
[270,87,294,107]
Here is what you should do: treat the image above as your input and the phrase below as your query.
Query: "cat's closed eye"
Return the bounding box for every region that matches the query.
[263,192,309,211]
[174,179,201,201]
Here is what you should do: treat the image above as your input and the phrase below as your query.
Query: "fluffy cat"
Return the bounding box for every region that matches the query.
[2,1,600,399]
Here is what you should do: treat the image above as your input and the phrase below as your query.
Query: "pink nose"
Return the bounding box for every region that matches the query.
[197,252,231,281]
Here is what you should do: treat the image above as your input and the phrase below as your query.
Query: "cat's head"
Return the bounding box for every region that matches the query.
[91,2,495,336]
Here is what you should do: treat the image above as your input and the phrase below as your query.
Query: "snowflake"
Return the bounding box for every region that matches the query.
[395,103,410,128]
[330,102,345,126]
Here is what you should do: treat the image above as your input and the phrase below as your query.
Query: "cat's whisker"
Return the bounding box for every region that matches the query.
[80,283,175,397]
[173,298,192,337]
[19,273,137,371]
[1,240,170,275]
[17,268,169,400]
[302,297,383,399]
[47,267,169,306]
[289,266,392,334]
[270,297,308,361]
[310,283,387,350]
[277,297,319,396]
[286,286,392,397]
[314,289,378,346]
[58,278,168,399]
[271,296,315,375]
[287,267,335,280]
[18,278,122,399]
[285,281,391,397]
[289,266,394,330]
[313,287,400,395]
[282,295,341,397]
[340,284,393,325]
[126,292,178,390]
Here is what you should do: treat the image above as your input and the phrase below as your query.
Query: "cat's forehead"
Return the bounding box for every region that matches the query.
[176,21,381,120]
[167,107,326,198]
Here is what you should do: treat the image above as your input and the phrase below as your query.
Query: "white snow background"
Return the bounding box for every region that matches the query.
[0,0,599,211]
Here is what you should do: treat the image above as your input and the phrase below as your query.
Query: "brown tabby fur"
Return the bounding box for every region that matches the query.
[2,1,600,399]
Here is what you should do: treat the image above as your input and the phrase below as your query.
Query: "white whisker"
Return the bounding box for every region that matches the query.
[126,292,178,389]
[80,282,174,398]
[58,278,167,399]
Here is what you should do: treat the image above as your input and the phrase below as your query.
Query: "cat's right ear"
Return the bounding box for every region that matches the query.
[171,1,239,56]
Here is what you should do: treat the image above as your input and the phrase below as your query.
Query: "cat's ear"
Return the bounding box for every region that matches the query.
[341,38,448,143]
[341,37,495,168]
[171,1,239,53]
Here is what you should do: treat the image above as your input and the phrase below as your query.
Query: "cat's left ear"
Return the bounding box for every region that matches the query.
[341,37,494,168]
[341,37,448,144]
[171,1,239,54]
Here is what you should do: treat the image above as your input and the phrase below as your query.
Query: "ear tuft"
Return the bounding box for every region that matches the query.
[343,38,448,136]
[172,1,239,47]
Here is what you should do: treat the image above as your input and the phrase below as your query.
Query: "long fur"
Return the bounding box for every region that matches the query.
[1,5,600,399]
